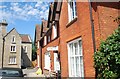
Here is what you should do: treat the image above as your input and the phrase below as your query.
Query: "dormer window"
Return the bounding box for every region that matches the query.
[12,35,15,43]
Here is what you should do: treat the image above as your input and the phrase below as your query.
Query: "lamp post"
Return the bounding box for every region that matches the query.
[2,37,5,68]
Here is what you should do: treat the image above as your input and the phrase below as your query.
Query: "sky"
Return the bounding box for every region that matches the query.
[0,1,54,41]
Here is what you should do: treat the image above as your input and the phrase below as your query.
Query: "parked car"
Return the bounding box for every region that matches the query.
[0,67,24,78]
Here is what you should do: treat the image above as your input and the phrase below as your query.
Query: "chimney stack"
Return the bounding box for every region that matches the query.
[0,19,8,37]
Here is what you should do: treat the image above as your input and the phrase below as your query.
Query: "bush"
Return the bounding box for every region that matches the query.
[94,26,120,78]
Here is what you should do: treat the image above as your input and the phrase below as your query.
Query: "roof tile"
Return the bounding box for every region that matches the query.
[20,34,32,43]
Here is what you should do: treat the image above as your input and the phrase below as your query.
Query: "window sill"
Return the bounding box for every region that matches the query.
[44,67,50,71]
[66,16,78,27]
[12,42,16,44]
[24,52,27,54]
[8,63,17,65]
[10,51,16,53]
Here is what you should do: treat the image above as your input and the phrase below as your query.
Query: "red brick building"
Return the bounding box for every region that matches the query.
[34,21,48,68]
[34,24,41,67]
[34,0,120,77]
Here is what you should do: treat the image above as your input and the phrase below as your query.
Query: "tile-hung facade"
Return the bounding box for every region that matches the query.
[0,20,32,68]
[35,0,120,77]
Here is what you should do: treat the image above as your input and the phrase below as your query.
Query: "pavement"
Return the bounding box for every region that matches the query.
[26,73,45,77]
[22,68,57,78]
[22,68,45,77]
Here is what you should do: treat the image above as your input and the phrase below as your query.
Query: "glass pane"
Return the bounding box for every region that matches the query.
[11,46,12,51]
[70,57,74,76]
[13,47,15,51]
[9,58,10,63]
[80,57,84,77]
[74,0,77,17]
[70,57,72,76]
[79,40,82,55]
[75,57,80,76]
[70,43,74,56]
[15,57,16,63]
[74,42,78,55]
[0,70,19,76]
[69,44,72,56]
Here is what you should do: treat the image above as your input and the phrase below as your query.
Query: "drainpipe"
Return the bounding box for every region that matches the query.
[40,42,42,71]
[2,37,5,68]
[89,0,96,53]
[89,0,97,77]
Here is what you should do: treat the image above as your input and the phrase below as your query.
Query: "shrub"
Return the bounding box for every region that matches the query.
[94,26,120,78]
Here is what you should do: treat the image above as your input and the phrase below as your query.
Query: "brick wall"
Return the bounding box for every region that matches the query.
[59,2,119,77]
[40,1,119,77]
[42,38,60,72]
[92,2,119,50]
[59,2,95,77]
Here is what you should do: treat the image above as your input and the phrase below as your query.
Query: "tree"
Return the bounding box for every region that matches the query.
[32,42,37,61]
[94,26,120,78]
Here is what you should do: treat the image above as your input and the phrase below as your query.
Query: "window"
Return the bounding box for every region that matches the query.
[68,0,77,22]
[24,46,27,52]
[54,53,60,72]
[44,52,50,70]
[44,36,47,46]
[9,56,16,64]
[53,24,57,39]
[48,35,51,42]
[11,35,15,43]
[11,45,16,52]
[68,38,84,77]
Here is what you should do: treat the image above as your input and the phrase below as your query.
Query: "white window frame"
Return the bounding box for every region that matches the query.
[44,52,50,70]
[44,36,47,46]
[9,56,16,64]
[68,0,77,22]
[53,24,57,39]
[67,38,84,77]
[10,45,16,52]
[24,46,27,52]
[11,35,15,43]
[54,53,60,72]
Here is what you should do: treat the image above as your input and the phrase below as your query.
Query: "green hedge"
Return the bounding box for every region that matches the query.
[94,26,120,78]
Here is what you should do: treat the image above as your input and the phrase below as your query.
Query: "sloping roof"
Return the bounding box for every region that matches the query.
[20,34,32,43]
[3,28,32,43]
[50,3,54,21]
[4,28,19,38]
[42,20,48,32]
[35,24,41,42]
